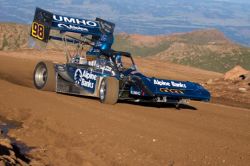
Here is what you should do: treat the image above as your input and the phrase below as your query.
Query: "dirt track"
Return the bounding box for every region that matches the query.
[0,50,249,165]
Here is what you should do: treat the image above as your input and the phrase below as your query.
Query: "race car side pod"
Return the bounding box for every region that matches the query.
[130,75,154,96]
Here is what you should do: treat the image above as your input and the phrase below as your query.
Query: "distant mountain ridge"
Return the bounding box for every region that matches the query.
[1,0,250,46]
[114,29,250,73]
[1,23,249,73]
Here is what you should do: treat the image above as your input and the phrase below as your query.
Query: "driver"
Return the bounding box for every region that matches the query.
[113,53,123,71]
[86,33,114,59]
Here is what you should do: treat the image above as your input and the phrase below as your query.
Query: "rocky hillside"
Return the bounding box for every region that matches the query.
[1,23,250,73]
[0,23,29,50]
[113,29,250,73]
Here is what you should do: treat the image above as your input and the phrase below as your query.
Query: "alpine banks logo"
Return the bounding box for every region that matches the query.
[154,79,187,88]
[154,79,170,86]
[74,69,97,89]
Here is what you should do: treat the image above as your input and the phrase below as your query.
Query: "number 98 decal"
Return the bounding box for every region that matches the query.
[31,22,44,40]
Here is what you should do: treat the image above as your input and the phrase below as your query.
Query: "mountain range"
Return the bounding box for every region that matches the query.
[0,23,249,73]
[113,29,250,73]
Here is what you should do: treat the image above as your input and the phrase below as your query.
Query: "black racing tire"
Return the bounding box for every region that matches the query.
[99,77,119,104]
[33,61,55,91]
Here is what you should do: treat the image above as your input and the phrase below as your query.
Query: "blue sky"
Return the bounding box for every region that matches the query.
[1,0,249,25]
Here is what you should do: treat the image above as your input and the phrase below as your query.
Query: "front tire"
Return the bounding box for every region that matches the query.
[99,77,119,104]
[33,61,55,91]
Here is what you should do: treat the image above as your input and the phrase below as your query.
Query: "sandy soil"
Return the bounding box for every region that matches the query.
[0,50,249,165]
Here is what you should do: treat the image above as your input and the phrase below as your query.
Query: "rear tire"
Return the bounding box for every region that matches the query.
[33,61,55,91]
[99,77,119,104]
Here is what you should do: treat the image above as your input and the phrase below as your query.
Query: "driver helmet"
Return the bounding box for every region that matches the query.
[95,34,113,51]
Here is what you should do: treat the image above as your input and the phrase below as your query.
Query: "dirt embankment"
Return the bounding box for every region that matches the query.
[204,65,250,109]
[0,50,249,165]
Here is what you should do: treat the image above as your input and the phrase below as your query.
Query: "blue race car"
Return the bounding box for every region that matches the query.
[31,8,210,106]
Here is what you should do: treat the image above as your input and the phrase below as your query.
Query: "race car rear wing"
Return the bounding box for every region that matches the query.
[30,7,115,43]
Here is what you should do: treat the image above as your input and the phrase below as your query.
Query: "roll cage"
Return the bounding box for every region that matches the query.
[63,35,136,73]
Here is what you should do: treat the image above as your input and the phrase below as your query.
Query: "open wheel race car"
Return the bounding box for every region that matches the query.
[31,8,210,106]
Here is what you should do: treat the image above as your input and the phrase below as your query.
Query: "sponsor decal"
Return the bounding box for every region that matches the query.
[58,23,88,32]
[87,60,97,66]
[160,88,184,94]
[154,79,170,86]
[94,63,113,74]
[170,81,187,88]
[74,69,97,91]
[131,71,139,74]
[102,22,112,29]
[131,90,141,95]
[100,66,112,73]
[53,15,98,27]
[154,79,187,88]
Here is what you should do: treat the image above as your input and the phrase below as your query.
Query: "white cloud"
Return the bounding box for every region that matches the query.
[57,0,73,5]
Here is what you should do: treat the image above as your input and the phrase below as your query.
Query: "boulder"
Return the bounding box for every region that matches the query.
[206,79,213,85]
[239,88,247,93]
[224,65,249,80]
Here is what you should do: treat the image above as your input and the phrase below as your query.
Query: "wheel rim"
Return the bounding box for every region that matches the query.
[35,63,48,88]
[100,79,106,101]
